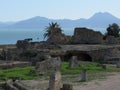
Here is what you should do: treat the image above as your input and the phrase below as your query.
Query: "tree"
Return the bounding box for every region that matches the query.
[43,22,62,39]
[106,23,120,37]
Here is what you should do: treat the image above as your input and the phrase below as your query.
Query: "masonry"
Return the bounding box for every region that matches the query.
[58,45,120,63]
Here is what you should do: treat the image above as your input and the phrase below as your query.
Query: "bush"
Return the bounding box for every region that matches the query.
[106,23,120,38]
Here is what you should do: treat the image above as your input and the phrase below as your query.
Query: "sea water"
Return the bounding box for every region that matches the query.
[0,28,105,44]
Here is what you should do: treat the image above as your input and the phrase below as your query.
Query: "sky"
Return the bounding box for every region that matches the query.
[0,0,120,22]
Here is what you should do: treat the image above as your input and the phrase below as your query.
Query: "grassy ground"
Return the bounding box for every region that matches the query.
[0,67,38,81]
[0,62,120,82]
[61,62,120,83]
[0,87,4,90]
[61,62,120,74]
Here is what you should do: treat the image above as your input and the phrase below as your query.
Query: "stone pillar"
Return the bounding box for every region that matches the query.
[69,56,78,68]
[101,64,106,69]
[116,62,120,68]
[49,71,61,90]
[81,69,86,81]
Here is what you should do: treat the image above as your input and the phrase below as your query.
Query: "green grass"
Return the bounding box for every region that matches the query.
[61,62,120,82]
[61,62,102,75]
[0,67,39,81]
[0,87,4,90]
[61,62,120,75]
[0,62,120,81]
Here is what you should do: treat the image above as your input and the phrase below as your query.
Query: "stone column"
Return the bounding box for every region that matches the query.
[101,64,106,69]
[49,71,61,90]
[81,69,86,81]
[116,62,120,68]
[69,56,78,68]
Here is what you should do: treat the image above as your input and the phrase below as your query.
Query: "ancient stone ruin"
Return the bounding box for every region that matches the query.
[0,61,31,69]
[72,28,103,44]
[35,57,62,74]
[1,26,120,90]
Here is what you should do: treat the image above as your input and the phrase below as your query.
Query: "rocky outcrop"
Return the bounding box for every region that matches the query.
[35,57,62,74]
[72,28,103,44]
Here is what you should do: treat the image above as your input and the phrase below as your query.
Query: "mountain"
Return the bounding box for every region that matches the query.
[1,12,120,29]
[4,16,50,29]
[86,12,120,27]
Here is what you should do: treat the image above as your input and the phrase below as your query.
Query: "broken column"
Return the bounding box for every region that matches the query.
[49,71,61,90]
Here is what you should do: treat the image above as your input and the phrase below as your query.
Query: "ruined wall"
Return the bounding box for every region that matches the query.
[72,28,103,44]
[0,61,31,69]
[63,47,120,64]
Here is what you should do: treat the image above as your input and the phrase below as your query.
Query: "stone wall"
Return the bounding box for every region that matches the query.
[5,48,50,63]
[72,28,103,44]
[62,45,120,64]
[0,61,31,69]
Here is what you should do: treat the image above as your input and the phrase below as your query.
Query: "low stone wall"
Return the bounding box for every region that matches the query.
[0,61,31,69]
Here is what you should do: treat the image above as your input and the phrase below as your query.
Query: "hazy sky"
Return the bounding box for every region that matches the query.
[0,0,120,21]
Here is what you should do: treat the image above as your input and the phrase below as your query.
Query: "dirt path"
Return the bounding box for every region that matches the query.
[74,73,120,90]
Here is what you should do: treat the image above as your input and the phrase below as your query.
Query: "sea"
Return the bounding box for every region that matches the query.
[0,28,106,44]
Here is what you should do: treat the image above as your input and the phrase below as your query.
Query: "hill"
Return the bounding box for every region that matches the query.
[0,12,120,29]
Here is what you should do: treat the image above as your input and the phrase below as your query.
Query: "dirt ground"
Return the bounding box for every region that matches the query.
[74,72,120,90]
